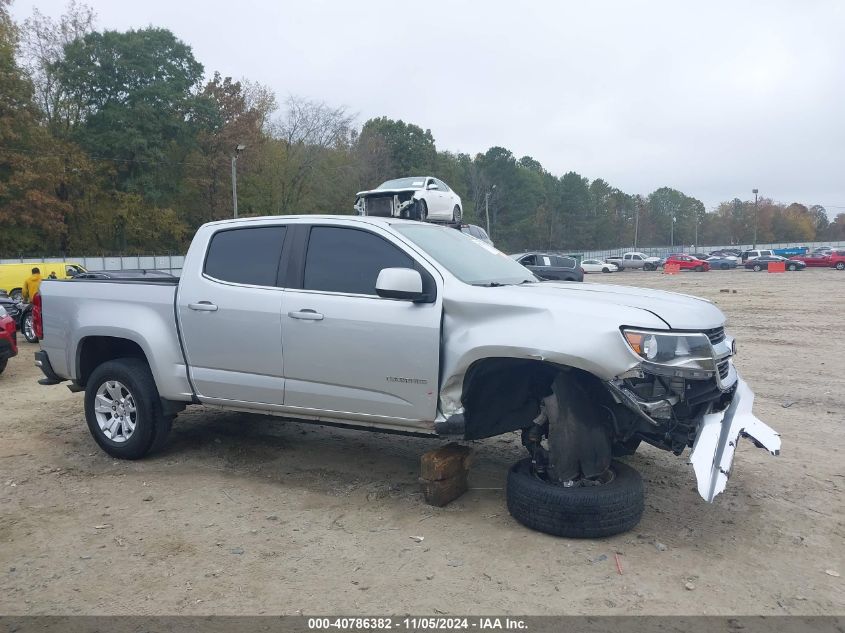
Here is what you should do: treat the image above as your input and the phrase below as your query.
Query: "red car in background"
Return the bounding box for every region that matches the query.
[663,254,710,271]
[790,249,845,269]
[0,303,18,374]
[789,253,831,267]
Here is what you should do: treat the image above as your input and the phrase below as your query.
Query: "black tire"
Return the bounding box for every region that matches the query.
[694,265,703,272]
[84,358,172,459]
[0,358,7,374]
[720,263,729,270]
[835,262,845,270]
[22,309,38,343]
[612,437,641,457]
[753,264,762,272]
[787,264,797,271]
[416,199,428,222]
[602,267,611,273]
[643,263,655,271]
[10,288,22,301]
[452,205,462,223]
[507,458,644,538]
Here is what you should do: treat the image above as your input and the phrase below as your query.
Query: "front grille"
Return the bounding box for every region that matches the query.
[717,359,729,379]
[365,197,393,217]
[705,327,726,345]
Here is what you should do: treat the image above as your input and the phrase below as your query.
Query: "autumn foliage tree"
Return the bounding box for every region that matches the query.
[0,0,70,254]
[0,1,838,257]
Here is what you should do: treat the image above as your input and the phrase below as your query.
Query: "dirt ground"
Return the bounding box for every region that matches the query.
[0,268,843,616]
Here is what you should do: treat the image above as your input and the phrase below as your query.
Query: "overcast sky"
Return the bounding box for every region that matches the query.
[11,0,845,214]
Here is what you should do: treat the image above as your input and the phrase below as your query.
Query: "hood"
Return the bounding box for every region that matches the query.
[355,188,419,197]
[507,281,725,330]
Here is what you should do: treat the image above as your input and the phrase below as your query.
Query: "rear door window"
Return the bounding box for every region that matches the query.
[303,226,413,295]
[552,256,575,268]
[204,226,287,286]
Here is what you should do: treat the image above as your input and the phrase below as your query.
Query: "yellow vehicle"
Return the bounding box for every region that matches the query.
[0,262,87,300]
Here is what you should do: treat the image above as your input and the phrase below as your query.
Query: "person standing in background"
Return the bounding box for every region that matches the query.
[22,267,42,303]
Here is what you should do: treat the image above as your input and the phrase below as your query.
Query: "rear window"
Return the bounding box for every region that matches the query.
[204,226,287,286]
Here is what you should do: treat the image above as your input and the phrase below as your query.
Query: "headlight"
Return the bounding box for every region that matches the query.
[622,328,715,373]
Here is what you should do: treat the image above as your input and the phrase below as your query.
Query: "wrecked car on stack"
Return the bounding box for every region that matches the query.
[33,216,780,538]
[354,177,463,223]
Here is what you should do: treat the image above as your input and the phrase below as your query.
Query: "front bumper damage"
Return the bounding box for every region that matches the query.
[689,377,781,502]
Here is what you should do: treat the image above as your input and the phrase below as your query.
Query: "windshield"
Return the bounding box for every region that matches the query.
[395,224,536,286]
[377,177,426,190]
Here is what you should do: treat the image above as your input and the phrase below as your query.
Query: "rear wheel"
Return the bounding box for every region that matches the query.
[22,310,37,343]
[643,263,655,271]
[84,358,172,459]
[452,205,462,223]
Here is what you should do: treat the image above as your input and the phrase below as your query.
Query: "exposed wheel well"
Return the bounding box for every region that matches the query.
[460,358,606,440]
[77,336,148,387]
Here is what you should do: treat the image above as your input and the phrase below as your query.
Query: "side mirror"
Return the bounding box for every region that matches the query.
[376,268,424,301]
[426,182,439,190]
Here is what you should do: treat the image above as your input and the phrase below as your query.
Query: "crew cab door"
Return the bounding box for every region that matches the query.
[176,225,289,405]
[280,224,441,426]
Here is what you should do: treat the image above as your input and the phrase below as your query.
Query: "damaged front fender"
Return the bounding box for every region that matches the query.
[689,376,781,502]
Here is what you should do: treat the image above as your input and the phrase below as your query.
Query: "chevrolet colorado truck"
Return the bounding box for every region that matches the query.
[32,216,781,538]
[606,252,662,271]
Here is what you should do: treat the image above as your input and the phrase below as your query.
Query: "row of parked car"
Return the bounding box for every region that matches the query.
[596,246,845,274]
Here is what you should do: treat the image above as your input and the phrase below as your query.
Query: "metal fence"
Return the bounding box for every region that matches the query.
[3,239,844,275]
[0,254,185,276]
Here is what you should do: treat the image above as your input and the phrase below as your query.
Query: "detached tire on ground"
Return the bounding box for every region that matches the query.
[506,458,644,538]
[84,358,172,460]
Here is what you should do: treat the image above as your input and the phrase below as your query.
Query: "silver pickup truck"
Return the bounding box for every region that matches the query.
[606,251,662,271]
[33,216,780,538]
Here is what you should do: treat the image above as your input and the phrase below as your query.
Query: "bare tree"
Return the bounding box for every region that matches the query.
[19,0,96,130]
[240,78,278,135]
[268,96,356,213]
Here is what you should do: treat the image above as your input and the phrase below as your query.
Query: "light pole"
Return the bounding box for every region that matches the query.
[752,188,759,248]
[232,144,246,218]
[484,184,496,238]
[633,204,639,249]
[670,214,676,248]
[694,211,699,250]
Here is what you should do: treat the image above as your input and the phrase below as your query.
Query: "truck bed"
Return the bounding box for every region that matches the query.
[38,278,193,401]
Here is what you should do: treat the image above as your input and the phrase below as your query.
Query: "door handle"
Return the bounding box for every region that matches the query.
[288,309,324,321]
[188,301,218,312]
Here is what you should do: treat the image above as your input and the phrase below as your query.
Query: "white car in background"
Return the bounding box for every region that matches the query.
[581,258,620,273]
[354,177,463,223]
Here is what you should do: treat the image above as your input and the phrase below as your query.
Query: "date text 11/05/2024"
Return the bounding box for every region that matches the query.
[307,617,528,630]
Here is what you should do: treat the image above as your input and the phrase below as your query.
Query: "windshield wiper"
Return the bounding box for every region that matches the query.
[472,282,507,287]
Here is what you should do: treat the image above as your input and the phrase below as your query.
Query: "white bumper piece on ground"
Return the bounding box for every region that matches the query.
[689,377,781,502]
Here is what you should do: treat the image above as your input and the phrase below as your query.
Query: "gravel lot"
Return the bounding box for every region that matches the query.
[0,268,843,615]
